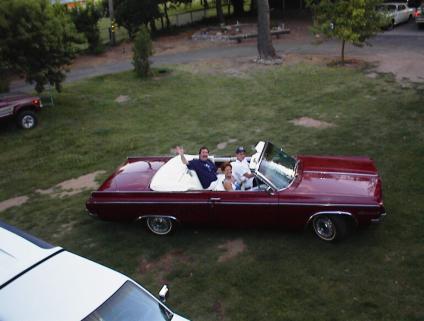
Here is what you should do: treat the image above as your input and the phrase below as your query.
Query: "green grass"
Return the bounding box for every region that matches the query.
[1,63,424,321]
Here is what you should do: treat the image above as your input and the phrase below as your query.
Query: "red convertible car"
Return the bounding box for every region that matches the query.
[86,141,386,242]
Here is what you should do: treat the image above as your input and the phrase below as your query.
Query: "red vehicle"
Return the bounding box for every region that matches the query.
[86,141,386,242]
[0,93,43,129]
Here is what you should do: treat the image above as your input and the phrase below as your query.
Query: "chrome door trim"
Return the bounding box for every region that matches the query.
[303,170,378,177]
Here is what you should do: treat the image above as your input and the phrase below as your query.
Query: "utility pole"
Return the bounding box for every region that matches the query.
[108,0,116,46]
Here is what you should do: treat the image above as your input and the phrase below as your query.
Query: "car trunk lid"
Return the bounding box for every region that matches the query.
[97,157,169,192]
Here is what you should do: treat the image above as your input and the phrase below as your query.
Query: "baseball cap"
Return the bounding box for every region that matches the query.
[235,146,246,154]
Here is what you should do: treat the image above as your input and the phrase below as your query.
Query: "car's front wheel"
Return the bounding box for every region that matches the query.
[312,215,348,242]
[146,216,174,235]
[17,110,38,129]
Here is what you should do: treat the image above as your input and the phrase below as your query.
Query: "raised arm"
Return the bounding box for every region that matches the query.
[176,146,188,165]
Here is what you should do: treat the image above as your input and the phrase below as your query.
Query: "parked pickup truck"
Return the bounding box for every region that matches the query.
[0,93,43,129]
[414,4,424,27]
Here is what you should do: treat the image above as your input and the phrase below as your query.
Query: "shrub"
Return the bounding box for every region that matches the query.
[0,0,81,93]
[69,3,102,54]
[132,26,153,78]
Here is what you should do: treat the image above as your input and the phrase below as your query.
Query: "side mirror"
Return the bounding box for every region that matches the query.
[158,285,169,303]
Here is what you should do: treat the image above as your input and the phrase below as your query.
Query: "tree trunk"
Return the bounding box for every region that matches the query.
[249,0,257,15]
[231,0,244,16]
[108,0,116,45]
[256,0,277,60]
[163,3,170,29]
[149,19,157,33]
[216,0,225,24]
[341,39,345,64]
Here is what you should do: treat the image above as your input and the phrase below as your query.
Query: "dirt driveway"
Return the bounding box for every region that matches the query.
[10,17,424,92]
[68,15,424,84]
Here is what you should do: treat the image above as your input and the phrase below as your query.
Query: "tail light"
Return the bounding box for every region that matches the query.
[415,11,421,17]
[32,99,40,106]
[375,178,383,203]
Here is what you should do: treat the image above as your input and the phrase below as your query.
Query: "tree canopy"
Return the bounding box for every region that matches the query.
[0,0,82,92]
[308,0,385,62]
[69,2,102,53]
[114,0,160,38]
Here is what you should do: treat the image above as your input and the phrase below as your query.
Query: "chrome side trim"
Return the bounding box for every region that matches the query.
[306,211,358,225]
[137,215,178,222]
[92,200,380,207]
[0,105,14,118]
[303,170,378,177]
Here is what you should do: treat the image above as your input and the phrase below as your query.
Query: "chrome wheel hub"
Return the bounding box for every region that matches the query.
[314,217,335,240]
[147,217,172,235]
[22,115,35,129]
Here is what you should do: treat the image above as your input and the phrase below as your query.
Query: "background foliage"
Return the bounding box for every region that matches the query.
[0,0,82,92]
[69,2,103,54]
[132,26,153,77]
[307,0,385,62]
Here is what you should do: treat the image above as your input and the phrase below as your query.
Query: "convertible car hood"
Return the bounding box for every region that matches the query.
[98,157,170,192]
[294,155,381,200]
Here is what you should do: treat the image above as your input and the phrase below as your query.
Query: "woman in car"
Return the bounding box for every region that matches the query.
[221,162,241,191]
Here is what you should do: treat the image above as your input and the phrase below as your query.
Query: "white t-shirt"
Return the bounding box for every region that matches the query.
[231,158,253,190]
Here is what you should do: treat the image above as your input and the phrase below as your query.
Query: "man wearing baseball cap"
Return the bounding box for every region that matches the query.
[231,146,254,190]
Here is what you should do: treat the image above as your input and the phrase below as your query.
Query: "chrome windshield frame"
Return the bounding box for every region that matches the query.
[251,142,298,192]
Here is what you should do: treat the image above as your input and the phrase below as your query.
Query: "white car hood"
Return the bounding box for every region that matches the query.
[0,251,127,321]
[172,314,192,321]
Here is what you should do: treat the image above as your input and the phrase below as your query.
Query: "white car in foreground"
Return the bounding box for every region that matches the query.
[377,2,414,27]
[0,220,190,321]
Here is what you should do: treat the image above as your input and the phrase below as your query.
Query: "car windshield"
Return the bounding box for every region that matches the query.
[83,281,173,321]
[257,143,297,190]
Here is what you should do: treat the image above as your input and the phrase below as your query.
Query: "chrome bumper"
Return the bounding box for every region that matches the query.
[86,209,99,219]
[371,212,387,223]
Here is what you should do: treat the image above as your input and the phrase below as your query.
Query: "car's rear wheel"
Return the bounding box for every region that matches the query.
[146,216,173,235]
[312,215,348,242]
[17,110,37,129]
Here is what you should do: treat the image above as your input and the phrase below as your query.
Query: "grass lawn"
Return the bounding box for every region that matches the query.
[0,62,423,320]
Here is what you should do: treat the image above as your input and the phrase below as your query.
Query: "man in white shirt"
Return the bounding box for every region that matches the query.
[231,146,254,190]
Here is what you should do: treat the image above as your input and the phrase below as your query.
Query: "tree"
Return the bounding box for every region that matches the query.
[307,0,385,63]
[0,0,81,93]
[69,2,102,53]
[132,26,153,78]
[216,0,225,24]
[231,0,245,16]
[256,0,278,61]
[114,0,160,38]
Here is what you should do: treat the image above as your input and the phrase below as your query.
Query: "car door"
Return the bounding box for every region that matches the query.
[398,4,408,23]
[209,189,281,228]
[151,190,213,225]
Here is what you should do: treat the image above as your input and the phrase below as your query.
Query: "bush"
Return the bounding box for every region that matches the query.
[132,26,153,78]
[0,66,10,93]
[69,3,102,54]
[0,0,81,93]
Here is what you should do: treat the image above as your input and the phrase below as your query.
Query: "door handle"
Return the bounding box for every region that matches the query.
[210,197,221,201]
